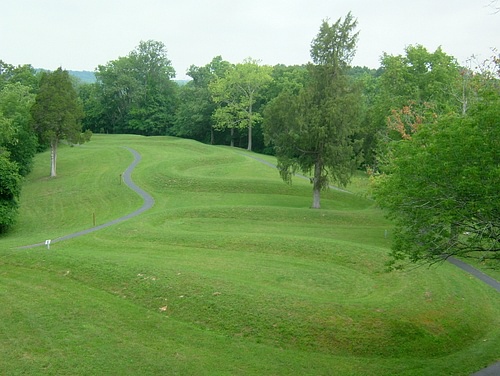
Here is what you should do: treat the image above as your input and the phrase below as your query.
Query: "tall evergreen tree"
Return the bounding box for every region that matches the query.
[264,13,362,208]
[31,68,88,177]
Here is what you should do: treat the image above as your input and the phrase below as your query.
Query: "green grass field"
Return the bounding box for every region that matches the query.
[1,134,499,375]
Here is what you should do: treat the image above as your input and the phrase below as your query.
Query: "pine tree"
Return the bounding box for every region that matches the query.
[264,13,361,208]
[31,68,88,177]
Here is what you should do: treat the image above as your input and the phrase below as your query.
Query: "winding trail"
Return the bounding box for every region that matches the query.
[19,147,154,249]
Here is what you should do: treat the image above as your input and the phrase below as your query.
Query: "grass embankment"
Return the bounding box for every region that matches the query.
[1,134,499,375]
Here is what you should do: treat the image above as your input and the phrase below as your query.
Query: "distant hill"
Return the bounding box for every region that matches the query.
[68,70,97,84]
[175,79,191,86]
[67,70,190,86]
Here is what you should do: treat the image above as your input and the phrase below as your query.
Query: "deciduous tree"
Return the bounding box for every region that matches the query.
[173,56,232,144]
[374,86,500,268]
[0,62,38,232]
[0,152,21,232]
[210,59,272,150]
[94,40,178,135]
[0,61,39,92]
[127,40,178,135]
[367,46,462,169]
[0,82,37,175]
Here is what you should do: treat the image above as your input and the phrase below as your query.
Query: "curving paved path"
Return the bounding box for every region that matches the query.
[19,147,154,249]
[449,257,500,376]
[448,257,500,293]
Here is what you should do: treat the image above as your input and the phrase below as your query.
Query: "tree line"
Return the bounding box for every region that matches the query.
[1,12,498,267]
[0,63,89,231]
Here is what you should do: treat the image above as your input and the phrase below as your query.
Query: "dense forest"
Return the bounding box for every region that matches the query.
[1,14,499,266]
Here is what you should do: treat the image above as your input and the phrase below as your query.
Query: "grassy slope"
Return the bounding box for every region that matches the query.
[1,134,499,375]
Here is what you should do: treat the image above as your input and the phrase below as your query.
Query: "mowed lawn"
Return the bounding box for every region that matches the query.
[1,134,499,375]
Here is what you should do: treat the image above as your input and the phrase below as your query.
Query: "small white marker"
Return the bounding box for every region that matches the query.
[45,240,51,250]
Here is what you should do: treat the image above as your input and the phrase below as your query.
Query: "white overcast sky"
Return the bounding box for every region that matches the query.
[2,0,499,79]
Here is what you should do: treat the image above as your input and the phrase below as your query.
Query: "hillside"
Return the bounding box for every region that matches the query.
[1,134,499,375]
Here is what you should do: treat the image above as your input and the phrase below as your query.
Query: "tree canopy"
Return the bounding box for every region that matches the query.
[92,40,178,135]
[374,65,500,268]
[0,153,21,232]
[0,62,40,232]
[173,56,232,144]
[210,58,272,151]
[361,45,464,168]
[0,82,37,176]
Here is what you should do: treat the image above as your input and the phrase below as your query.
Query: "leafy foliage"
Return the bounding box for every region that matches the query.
[173,56,232,144]
[0,152,21,232]
[0,83,37,176]
[386,100,438,141]
[210,58,272,150]
[310,12,359,68]
[92,40,178,135]
[0,62,40,232]
[374,89,500,268]
[0,61,40,92]
[367,46,463,167]
[263,64,308,100]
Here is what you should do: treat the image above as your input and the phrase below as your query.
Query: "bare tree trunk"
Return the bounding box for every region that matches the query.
[461,73,468,116]
[210,127,214,145]
[247,123,252,151]
[247,99,253,151]
[312,159,322,209]
[50,139,57,177]
[230,127,234,147]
